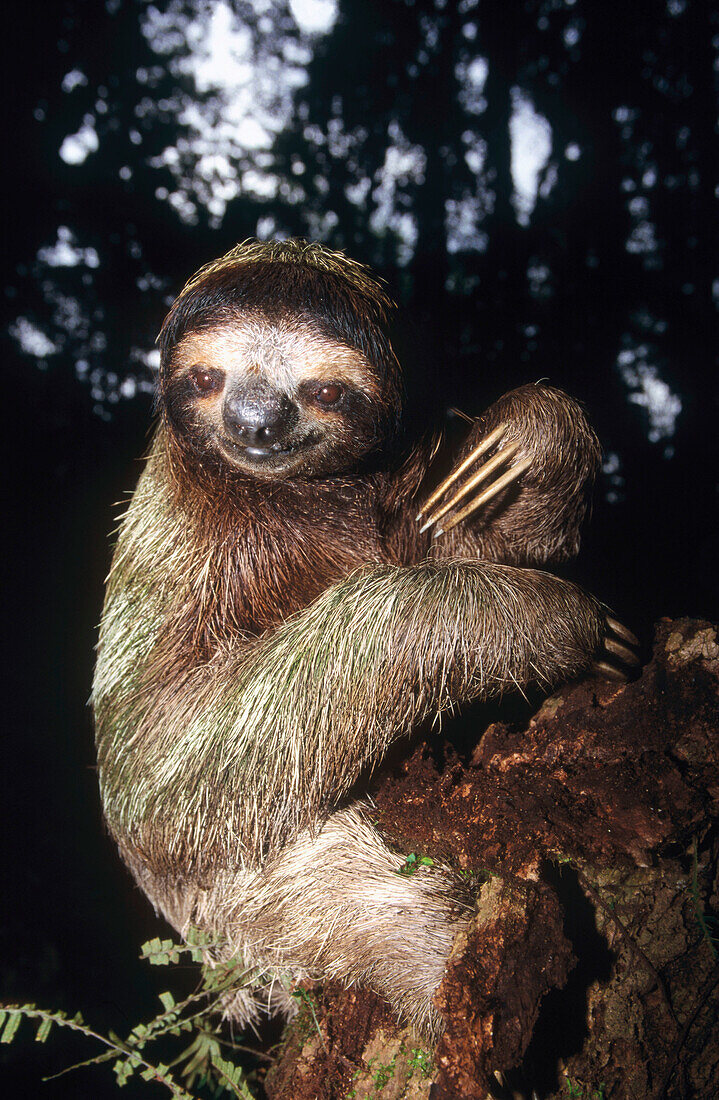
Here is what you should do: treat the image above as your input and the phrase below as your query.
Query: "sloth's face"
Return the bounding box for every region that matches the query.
[164,317,385,478]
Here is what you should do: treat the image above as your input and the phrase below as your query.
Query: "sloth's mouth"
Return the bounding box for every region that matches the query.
[244,443,301,460]
[219,431,322,469]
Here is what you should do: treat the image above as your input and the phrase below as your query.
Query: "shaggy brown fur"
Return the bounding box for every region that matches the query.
[92,239,612,1035]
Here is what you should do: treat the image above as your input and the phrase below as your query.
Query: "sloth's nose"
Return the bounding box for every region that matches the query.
[223,385,296,447]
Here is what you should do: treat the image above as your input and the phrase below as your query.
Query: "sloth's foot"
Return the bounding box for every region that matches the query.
[417,423,531,538]
[593,615,641,680]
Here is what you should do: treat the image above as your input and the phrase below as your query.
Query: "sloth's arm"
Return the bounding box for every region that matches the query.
[212,562,614,822]
[422,384,601,565]
[94,559,609,857]
[245,558,605,748]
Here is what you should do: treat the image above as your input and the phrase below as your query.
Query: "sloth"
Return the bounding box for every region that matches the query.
[92,239,636,1036]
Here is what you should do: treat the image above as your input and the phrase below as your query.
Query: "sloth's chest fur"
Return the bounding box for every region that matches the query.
[174,477,389,656]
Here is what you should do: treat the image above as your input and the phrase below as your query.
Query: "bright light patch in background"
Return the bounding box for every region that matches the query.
[141,0,338,226]
[527,259,552,299]
[37,226,100,269]
[447,56,497,254]
[451,129,494,252]
[288,0,337,35]
[626,220,658,255]
[462,130,487,176]
[59,116,99,165]
[139,348,161,372]
[10,318,60,360]
[107,0,419,262]
[456,55,489,115]
[617,346,682,445]
[625,194,660,265]
[188,11,258,104]
[563,22,582,48]
[61,68,88,92]
[369,120,425,267]
[602,451,625,503]
[445,196,488,254]
[509,88,553,225]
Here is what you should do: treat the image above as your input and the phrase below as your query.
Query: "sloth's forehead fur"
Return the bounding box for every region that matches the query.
[171,316,380,398]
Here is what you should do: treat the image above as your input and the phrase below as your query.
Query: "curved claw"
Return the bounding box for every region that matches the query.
[592,614,641,682]
[417,422,530,538]
[434,455,532,537]
[416,423,506,520]
[603,636,640,666]
[419,442,521,534]
[605,615,639,648]
[592,659,629,682]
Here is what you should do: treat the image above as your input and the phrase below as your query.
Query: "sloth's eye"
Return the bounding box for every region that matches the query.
[314,383,344,406]
[189,367,224,395]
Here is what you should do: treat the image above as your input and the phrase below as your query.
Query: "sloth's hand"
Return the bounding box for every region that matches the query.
[417,384,601,565]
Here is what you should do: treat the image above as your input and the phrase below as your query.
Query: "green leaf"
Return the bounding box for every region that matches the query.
[35,1017,53,1042]
[1,1013,22,1044]
[212,1052,256,1099]
[113,1058,135,1086]
[140,936,176,965]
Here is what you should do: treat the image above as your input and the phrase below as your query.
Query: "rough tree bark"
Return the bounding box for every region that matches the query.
[264,619,719,1100]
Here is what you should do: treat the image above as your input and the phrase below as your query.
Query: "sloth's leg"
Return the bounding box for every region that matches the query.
[420,384,601,565]
[215,804,469,1037]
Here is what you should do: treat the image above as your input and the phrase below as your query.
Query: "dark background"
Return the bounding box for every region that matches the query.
[2,0,717,1095]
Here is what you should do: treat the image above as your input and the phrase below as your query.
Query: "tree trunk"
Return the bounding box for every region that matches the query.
[264,618,719,1100]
